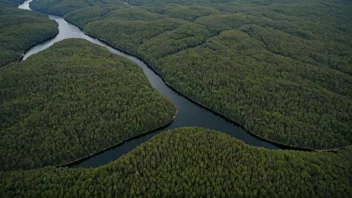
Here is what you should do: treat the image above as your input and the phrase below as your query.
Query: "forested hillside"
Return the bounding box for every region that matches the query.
[1,128,351,197]
[0,39,176,171]
[0,0,25,7]
[30,0,352,149]
[0,0,58,67]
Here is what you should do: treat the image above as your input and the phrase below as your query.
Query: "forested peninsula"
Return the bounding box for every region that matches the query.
[31,0,352,149]
[0,0,58,67]
[1,127,351,197]
[0,39,176,171]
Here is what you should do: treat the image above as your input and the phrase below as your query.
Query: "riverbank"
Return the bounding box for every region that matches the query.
[58,112,177,167]
[16,0,58,62]
[18,30,59,61]
[80,33,342,153]
[2,127,351,197]
[30,8,345,154]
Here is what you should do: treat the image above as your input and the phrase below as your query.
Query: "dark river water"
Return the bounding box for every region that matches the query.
[18,0,279,168]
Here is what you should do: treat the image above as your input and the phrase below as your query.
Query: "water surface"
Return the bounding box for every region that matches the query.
[18,0,279,168]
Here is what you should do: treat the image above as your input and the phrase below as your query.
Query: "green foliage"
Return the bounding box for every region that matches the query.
[138,23,211,63]
[31,0,90,15]
[105,7,164,21]
[160,3,220,21]
[65,5,123,27]
[1,128,351,197]
[194,13,252,32]
[0,0,25,7]
[0,39,176,171]
[31,0,352,149]
[4,0,350,195]
[156,29,352,149]
[0,5,58,67]
[84,18,185,53]
[31,0,126,15]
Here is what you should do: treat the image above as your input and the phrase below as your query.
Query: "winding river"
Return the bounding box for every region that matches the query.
[18,0,279,168]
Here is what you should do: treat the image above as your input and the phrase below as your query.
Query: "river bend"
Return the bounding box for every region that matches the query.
[18,0,278,168]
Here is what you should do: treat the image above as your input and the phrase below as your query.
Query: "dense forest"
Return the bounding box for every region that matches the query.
[0,39,176,171]
[1,127,351,197]
[31,0,352,149]
[1,1,351,195]
[0,0,25,7]
[0,0,58,67]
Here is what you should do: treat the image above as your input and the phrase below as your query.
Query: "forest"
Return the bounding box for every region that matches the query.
[0,0,351,195]
[1,127,351,197]
[0,0,58,67]
[30,0,352,149]
[0,39,176,171]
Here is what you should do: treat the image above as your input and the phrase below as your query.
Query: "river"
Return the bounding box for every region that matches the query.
[18,0,279,168]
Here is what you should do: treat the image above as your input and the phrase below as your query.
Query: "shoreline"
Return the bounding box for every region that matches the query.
[31,8,345,153]
[80,34,342,153]
[58,112,177,167]
[17,18,59,62]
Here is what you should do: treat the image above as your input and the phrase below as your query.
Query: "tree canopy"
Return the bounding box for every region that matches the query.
[31,0,352,149]
[0,39,176,171]
[1,127,351,197]
[0,0,58,67]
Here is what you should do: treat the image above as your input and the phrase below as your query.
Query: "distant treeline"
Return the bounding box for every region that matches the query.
[0,39,176,171]
[1,127,351,197]
[31,0,352,149]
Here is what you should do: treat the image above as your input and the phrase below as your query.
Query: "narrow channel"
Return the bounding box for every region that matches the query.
[18,0,279,168]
